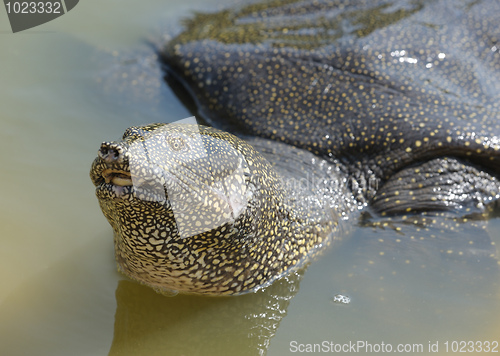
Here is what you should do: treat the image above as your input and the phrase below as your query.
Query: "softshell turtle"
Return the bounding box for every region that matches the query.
[90,0,500,296]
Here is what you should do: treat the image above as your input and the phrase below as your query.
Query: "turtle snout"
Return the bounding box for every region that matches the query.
[99,142,124,164]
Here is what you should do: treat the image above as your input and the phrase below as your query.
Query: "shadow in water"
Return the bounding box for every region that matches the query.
[109,269,304,356]
[108,212,500,356]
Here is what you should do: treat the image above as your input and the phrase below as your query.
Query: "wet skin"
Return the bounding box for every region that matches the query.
[92,0,500,296]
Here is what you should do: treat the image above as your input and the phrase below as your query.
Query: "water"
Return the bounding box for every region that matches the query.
[1,1,499,355]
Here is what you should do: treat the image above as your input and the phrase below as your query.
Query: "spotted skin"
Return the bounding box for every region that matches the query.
[90,124,353,295]
[91,0,500,295]
[163,0,500,201]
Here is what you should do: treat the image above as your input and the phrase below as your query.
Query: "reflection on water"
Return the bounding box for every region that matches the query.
[273,217,500,353]
[1,0,500,355]
[110,271,303,356]
[107,210,500,356]
[1,214,498,355]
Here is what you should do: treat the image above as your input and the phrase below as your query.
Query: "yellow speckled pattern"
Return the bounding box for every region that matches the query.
[91,124,347,295]
[163,0,500,186]
[91,0,500,296]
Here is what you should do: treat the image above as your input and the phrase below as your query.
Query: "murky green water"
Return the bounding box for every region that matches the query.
[1,1,499,355]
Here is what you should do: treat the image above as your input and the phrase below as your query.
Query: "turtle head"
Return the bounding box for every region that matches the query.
[90,122,296,295]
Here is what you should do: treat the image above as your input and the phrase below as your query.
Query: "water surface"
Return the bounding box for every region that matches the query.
[1,1,499,355]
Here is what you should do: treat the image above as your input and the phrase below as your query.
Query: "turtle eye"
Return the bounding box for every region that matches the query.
[167,134,187,152]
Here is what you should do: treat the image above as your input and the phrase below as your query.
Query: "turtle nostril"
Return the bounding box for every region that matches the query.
[99,142,122,163]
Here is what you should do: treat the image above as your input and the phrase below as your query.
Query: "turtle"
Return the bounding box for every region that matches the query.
[90,0,500,296]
